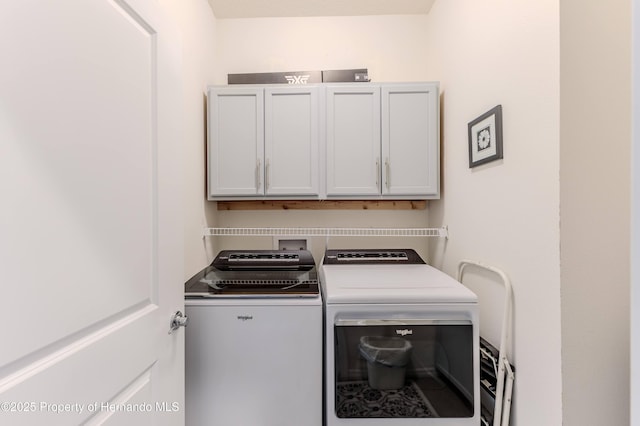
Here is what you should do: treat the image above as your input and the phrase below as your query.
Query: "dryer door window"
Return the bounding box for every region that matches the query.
[334,319,474,418]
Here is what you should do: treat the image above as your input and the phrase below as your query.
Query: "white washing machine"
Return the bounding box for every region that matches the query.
[184,250,323,426]
[319,249,479,426]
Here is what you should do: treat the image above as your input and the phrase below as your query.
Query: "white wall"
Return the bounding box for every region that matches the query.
[560,1,631,425]
[158,0,220,280]
[424,1,562,424]
[209,16,437,263]
[214,15,431,83]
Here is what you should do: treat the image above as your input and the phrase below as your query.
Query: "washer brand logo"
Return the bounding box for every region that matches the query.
[396,329,413,336]
[237,315,253,321]
[284,75,310,84]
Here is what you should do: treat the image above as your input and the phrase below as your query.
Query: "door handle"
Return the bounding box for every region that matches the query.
[169,310,189,334]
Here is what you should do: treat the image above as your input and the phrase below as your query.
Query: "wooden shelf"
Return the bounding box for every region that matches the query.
[216,200,427,211]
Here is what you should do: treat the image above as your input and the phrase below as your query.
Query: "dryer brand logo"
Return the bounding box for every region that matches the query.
[396,329,413,336]
[284,75,310,85]
[237,315,253,321]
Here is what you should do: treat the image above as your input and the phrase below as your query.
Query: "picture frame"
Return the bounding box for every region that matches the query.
[468,105,503,168]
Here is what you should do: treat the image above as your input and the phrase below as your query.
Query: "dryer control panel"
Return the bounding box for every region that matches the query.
[323,249,425,265]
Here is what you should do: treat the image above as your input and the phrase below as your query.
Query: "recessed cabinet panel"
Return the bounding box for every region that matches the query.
[382,85,439,196]
[208,88,264,198]
[326,86,381,195]
[265,87,319,196]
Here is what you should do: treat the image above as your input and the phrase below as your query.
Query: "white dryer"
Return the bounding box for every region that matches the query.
[319,249,479,426]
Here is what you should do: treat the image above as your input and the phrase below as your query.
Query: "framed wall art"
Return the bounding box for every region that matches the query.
[468,105,503,168]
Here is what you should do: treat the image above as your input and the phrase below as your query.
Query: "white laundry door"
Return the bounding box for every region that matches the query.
[0,0,184,425]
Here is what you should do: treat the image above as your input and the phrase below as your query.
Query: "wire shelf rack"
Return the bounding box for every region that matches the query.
[203,227,448,238]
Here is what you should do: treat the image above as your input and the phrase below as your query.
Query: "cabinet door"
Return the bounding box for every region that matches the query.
[208,87,264,198]
[382,84,439,197]
[265,86,319,196]
[326,85,381,195]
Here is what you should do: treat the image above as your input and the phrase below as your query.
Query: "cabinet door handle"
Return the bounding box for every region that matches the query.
[385,158,391,190]
[375,157,380,189]
[255,159,261,193]
[266,158,270,190]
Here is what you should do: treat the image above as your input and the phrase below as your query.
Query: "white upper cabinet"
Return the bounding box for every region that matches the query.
[325,83,440,199]
[207,85,319,199]
[326,85,381,195]
[265,86,319,196]
[208,87,264,197]
[207,82,439,200]
[382,84,439,197]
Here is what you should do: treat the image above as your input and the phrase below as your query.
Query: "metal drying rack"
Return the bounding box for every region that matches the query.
[458,260,514,426]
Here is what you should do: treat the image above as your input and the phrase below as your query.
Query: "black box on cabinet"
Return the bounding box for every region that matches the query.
[227,69,369,85]
[322,69,369,82]
[227,71,322,85]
